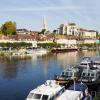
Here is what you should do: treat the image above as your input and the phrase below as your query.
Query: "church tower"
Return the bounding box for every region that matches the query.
[42,16,47,31]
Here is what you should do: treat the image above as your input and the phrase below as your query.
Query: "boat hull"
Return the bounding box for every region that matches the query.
[51,48,78,53]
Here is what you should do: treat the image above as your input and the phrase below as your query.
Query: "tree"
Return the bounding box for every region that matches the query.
[41,29,46,34]
[0,30,2,34]
[1,21,16,35]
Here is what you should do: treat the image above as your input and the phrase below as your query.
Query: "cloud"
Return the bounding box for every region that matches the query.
[0,6,82,12]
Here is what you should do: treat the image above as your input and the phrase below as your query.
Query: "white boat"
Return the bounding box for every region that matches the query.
[35,48,48,56]
[57,90,83,100]
[77,57,100,69]
[57,82,91,100]
[26,80,65,100]
[55,67,81,85]
[26,48,48,56]
[79,69,100,85]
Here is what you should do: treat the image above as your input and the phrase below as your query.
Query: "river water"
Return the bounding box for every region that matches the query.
[0,50,100,100]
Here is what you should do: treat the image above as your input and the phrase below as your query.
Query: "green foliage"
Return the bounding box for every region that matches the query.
[0,30,2,34]
[1,21,16,35]
[76,43,96,47]
[0,42,32,48]
[93,97,100,100]
[37,43,61,49]
[41,29,46,34]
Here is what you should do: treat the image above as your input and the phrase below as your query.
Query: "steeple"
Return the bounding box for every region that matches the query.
[42,16,47,31]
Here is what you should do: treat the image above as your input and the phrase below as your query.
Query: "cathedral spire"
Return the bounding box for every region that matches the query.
[42,16,47,31]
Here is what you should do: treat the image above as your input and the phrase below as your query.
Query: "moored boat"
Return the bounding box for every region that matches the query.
[57,82,91,100]
[51,47,78,53]
[26,80,65,100]
[54,67,81,86]
[26,48,48,56]
[77,56,100,69]
[78,68,100,89]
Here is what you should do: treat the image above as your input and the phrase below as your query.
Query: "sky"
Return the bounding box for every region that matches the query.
[0,0,100,32]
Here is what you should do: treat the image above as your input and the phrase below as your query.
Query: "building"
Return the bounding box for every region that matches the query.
[79,28,97,39]
[58,23,78,36]
[58,22,98,39]
[0,34,37,47]
[17,29,30,34]
[58,24,67,35]
[67,23,78,36]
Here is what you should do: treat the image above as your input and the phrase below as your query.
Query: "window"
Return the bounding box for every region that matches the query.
[32,94,41,99]
[70,72,72,76]
[81,63,87,65]
[42,95,48,100]
[91,73,94,77]
[27,93,34,98]
[88,73,90,77]
[65,72,69,76]
[82,73,86,76]
[62,72,65,76]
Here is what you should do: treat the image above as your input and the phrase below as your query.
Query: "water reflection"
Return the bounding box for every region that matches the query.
[0,56,32,79]
[56,51,78,68]
[0,50,99,80]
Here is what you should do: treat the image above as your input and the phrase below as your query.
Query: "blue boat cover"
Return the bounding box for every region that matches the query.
[68,83,88,93]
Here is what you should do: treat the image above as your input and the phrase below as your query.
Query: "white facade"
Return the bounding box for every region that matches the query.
[58,22,97,39]
[57,39,77,46]
[84,39,96,44]
[59,23,78,36]
[67,23,78,36]
[79,29,97,39]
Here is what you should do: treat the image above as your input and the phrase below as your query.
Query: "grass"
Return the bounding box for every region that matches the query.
[93,97,100,100]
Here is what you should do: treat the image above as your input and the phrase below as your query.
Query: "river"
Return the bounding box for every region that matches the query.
[0,50,99,100]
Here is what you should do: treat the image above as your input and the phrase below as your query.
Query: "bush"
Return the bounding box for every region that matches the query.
[37,43,61,49]
[0,42,32,48]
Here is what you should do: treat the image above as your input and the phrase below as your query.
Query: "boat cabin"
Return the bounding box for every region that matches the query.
[26,80,65,100]
[80,69,100,82]
[55,67,81,81]
[78,57,94,69]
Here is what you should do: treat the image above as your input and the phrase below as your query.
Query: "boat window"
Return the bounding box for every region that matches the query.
[65,72,69,76]
[70,72,72,76]
[42,95,48,100]
[88,73,90,76]
[32,93,41,99]
[62,72,65,76]
[50,96,54,100]
[81,63,87,65]
[27,93,34,98]
[82,73,86,76]
[91,73,94,77]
